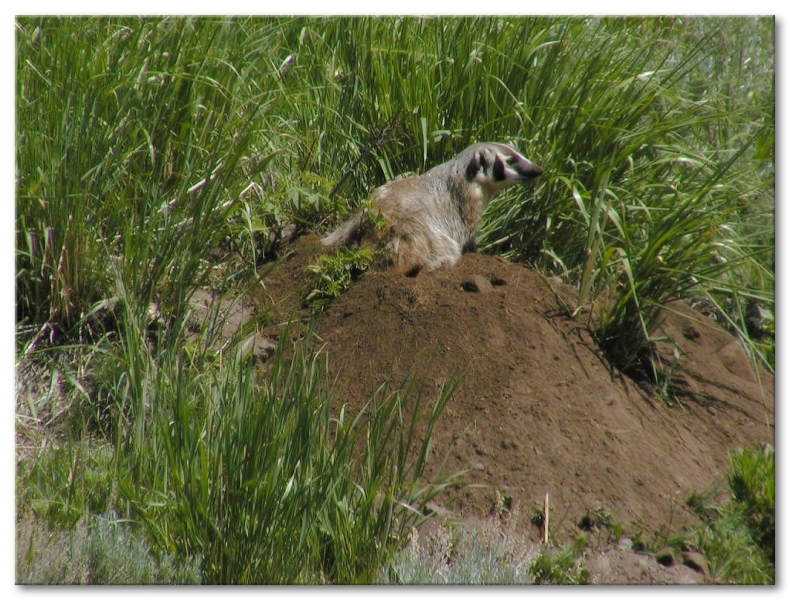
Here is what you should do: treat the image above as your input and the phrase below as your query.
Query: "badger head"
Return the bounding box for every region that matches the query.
[464,142,543,191]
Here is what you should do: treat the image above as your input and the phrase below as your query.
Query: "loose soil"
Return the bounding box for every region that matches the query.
[247,233,774,584]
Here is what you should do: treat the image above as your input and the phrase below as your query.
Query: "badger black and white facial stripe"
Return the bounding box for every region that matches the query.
[465,142,543,187]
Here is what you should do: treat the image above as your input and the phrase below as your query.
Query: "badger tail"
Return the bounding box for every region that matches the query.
[321,211,370,247]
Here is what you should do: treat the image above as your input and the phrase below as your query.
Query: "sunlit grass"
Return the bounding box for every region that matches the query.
[686,446,775,584]
[111,325,461,584]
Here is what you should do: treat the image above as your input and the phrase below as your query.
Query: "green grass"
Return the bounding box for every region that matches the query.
[17,16,774,378]
[18,324,463,584]
[686,445,775,584]
[116,334,462,584]
[16,16,774,584]
[304,247,374,310]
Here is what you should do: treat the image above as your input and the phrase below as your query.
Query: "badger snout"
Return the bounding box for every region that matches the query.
[513,157,543,180]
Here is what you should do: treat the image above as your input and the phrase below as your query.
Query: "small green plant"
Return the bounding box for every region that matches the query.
[577,506,625,550]
[728,445,775,563]
[19,440,115,531]
[529,537,591,585]
[279,172,336,229]
[304,247,374,310]
[687,445,774,584]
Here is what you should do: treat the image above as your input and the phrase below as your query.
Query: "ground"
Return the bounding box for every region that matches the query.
[207,233,775,584]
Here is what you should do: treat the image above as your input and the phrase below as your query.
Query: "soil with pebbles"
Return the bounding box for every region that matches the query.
[243,233,774,584]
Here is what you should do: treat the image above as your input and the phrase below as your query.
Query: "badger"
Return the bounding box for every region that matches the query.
[322,142,543,275]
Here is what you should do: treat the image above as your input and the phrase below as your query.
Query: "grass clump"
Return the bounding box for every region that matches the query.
[474,17,774,381]
[686,445,774,584]
[19,441,115,531]
[304,247,374,310]
[17,325,462,584]
[16,16,278,348]
[110,324,461,584]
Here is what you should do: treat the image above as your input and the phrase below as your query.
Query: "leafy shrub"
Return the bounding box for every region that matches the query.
[529,541,591,585]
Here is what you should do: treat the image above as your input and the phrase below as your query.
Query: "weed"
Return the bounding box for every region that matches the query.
[18,439,115,531]
[687,445,774,583]
[304,247,374,310]
[530,538,591,585]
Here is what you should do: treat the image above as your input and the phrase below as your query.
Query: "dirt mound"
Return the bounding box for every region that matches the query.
[254,234,774,550]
